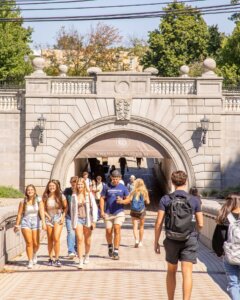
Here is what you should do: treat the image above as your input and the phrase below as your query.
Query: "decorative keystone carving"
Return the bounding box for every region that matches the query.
[31,57,46,77]
[144,67,158,75]
[115,98,132,121]
[180,65,189,77]
[59,64,68,77]
[202,58,217,77]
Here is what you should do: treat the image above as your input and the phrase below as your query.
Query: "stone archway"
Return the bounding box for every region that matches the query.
[51,116,195,188]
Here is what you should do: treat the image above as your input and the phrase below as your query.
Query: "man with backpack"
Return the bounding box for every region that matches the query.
[154,170,203,300]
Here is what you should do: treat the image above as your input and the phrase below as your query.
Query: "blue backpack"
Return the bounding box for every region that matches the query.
[131,193,145,212]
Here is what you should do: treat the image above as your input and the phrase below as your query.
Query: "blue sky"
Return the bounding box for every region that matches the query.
[17,0,236,47]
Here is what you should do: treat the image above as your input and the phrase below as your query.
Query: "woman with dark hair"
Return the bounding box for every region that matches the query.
[43,179,68,267]
[189,187,202,205]
[212,193,240,300]
[14,184,46,269]
[71,178,98,269]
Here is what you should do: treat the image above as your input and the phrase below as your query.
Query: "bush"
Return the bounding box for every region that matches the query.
[202,185,240,199]
[0,186,24,198]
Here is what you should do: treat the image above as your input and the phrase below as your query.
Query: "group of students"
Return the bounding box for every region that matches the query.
[14,169,240,300]
[14,169,150,269]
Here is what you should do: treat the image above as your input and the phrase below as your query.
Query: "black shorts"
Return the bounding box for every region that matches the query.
[163,236,198,265]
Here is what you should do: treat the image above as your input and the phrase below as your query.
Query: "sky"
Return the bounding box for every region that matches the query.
[15,0,236,48]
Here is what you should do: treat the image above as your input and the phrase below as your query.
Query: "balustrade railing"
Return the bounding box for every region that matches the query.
[51,79,96,95]
[0,95,18,110]
[150,79,196,95]
[223,96,240,112]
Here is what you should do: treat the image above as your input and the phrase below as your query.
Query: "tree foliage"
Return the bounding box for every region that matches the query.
[0,1,33,83]
[141,2,210,76]
[45,23,122,76]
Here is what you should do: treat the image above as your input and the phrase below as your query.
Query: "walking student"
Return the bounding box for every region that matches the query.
[212,193,240,300]
[100,170,129,260]
[71,178,98,269]
[63,176,78,258]
[43,179,68,267]
[118,178,150,248]
[14,184,46,269]
[154,171,203,300]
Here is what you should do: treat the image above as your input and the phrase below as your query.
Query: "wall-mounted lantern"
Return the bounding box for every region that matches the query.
[200,115,210,144]
[37,114,46,143]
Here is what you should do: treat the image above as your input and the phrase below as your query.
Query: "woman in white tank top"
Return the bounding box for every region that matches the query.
[14,184,46,269]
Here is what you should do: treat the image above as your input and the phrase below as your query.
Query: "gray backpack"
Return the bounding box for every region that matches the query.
[223,213,240,265]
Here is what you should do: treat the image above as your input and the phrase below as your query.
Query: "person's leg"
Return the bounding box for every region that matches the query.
[46,225,54,259]
[139,218,145,243]
[83,226,92,256]
[53,223,63,260]
[181,261,193,300]
[113,224,121,249]
[131,218,139,246]
[65,217,76,255]
[224,259,240,300]
[75,224,84,259]
[21,228,33,261]
[32,229,40,264]
[166,263,178,300]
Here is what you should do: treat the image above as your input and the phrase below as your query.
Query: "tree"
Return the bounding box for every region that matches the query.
[218,21,240,86]
[0,1,33,83]
[207,25,225,59]
[230,0,240,22]
[141,2,209,76]
[44,23,122,76]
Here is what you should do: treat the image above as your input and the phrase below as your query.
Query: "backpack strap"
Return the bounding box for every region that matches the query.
[227,213,236,224]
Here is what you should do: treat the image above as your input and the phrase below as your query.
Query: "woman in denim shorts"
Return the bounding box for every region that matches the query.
[43,180,68,267]
[71,178,98,269]
[14,184,46,269]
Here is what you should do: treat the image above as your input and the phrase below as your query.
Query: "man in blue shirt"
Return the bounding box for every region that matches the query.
[100,170,129,260]
[154,171,203,300]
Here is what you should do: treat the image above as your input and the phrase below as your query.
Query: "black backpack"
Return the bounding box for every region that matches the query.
[165,193,194,241]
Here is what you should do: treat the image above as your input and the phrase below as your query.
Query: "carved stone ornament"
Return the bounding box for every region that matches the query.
[115,98,132,121]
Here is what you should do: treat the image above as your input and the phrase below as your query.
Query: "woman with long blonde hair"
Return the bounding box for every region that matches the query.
[42,179,67,267]
[71,177,98,269]
[117,178,150,247]
[14,184,46,269]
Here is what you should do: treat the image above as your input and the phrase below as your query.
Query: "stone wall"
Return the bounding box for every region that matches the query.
[0,91,24,190]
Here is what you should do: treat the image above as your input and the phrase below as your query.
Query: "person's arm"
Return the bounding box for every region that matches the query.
[145,191,150,205]
[90,194,98,228]
[100,196,105,218]
[39,200,46,230]
[117,195,131,205]
[14,201,24,232]
[195,212,203,231]
[60,195,68,224]
[154,210,165,254]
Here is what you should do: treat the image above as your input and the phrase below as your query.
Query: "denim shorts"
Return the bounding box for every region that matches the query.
[77,218,87,226]
[46,213,62,227]
[21,216,40,230]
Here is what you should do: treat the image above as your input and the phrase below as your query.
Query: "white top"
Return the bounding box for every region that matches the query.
[23,196,41,218]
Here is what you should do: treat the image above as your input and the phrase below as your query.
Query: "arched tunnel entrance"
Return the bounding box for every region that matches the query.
[66,131,177,204]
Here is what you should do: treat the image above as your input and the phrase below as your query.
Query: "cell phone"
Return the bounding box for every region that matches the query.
[90,225,93,230]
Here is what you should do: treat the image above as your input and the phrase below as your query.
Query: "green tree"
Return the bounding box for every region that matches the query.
[207,25,224,58]
[0,1,33,83]
[141,2,209,76]
[230,0,240,22]
[218,21,240,86]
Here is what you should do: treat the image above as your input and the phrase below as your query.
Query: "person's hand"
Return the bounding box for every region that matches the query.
[42,223,47,231]
[116,196,123,204]
[14,225,20,233]
[154,241,161,254]
[101,211,105,219]
[59,216,65,225]
[91,223,96,230]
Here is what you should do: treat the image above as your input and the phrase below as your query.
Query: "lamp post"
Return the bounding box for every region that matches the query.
[200,115,210,144]
[37,114,46,143]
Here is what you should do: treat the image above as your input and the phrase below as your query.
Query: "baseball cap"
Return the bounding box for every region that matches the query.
[111,170,121,177]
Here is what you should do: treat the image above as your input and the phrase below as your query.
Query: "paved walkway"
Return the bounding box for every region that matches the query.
[1,212,229,300]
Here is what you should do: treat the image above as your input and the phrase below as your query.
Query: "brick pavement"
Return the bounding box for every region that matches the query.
[0,212,229,300]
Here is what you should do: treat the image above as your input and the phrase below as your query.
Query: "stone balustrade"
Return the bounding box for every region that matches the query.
[150,78,196,95]
[223,95,240,112]
[50,78,96,95]
[0,94,19,111]
[0,206,25,270]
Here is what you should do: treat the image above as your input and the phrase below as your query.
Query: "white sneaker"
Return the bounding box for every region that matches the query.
[33,254,38,265]
[27,260,33,269]
[134,240,139,248]
[138,241,143,247]
[68,252,76,259]
[78,260,84,269]
[84,255,90,264]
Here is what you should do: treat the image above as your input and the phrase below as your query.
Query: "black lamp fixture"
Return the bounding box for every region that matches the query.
[37,114,46,143]
[200,115,210,144]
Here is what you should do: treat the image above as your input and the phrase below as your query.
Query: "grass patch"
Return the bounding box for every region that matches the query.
[0,186,24,198]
